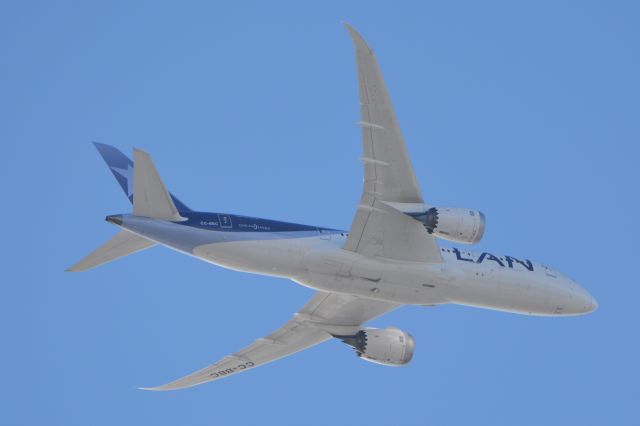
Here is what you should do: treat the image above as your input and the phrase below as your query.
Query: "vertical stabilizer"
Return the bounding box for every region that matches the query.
[93,142,191,211]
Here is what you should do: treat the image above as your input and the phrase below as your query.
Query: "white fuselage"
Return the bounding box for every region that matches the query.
[119,214,596,317]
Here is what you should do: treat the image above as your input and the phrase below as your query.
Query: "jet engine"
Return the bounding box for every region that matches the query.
[412,207,485,244]
[336,327,414,366]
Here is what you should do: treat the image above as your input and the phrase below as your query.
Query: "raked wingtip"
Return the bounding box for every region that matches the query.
[138,386,165,391]
[343,21,358,37]
[342,23,372,54]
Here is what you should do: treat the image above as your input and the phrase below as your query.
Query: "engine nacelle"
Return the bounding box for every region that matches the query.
[337,327,414,366]
[412,207,485,244]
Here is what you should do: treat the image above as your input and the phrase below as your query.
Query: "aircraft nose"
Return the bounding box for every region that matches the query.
[565,281,597,315]
[588,294,598,312]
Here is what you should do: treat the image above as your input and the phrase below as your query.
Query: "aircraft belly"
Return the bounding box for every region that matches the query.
[293,271,447,305]
[121,215,578,315]
[444,264,573,316]
[298,249,450,305]
[120,215,223,253]
[193,236,324,277]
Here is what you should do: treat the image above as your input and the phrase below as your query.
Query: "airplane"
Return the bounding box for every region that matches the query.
[68,24,597,390]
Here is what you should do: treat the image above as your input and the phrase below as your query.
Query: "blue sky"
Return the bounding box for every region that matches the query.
[2,1,638,425]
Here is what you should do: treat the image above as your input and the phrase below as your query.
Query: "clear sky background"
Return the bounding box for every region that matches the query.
[2,1,638,425]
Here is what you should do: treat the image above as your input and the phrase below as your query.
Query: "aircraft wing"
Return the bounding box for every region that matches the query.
[141,292,398,390]
[343,24,443,263]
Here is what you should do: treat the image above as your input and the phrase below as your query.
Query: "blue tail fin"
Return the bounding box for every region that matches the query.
[93,142,191,212]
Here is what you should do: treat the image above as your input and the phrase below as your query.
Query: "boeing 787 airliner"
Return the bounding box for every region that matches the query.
[68,24,597,390]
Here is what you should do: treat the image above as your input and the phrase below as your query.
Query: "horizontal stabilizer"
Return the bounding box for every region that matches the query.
[133,149,186,221]
[66,230,155,272]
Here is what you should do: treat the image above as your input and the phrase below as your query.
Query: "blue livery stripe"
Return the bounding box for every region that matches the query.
[181,212,342,234]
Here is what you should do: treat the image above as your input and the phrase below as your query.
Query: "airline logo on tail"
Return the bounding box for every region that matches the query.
[93,142,135,203]
[93,142,191,211]
[111,164,134,198]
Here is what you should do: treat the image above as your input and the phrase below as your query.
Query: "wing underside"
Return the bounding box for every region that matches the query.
[345,24,423,204]
[142,292,398,390]
[343,24,442,263]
